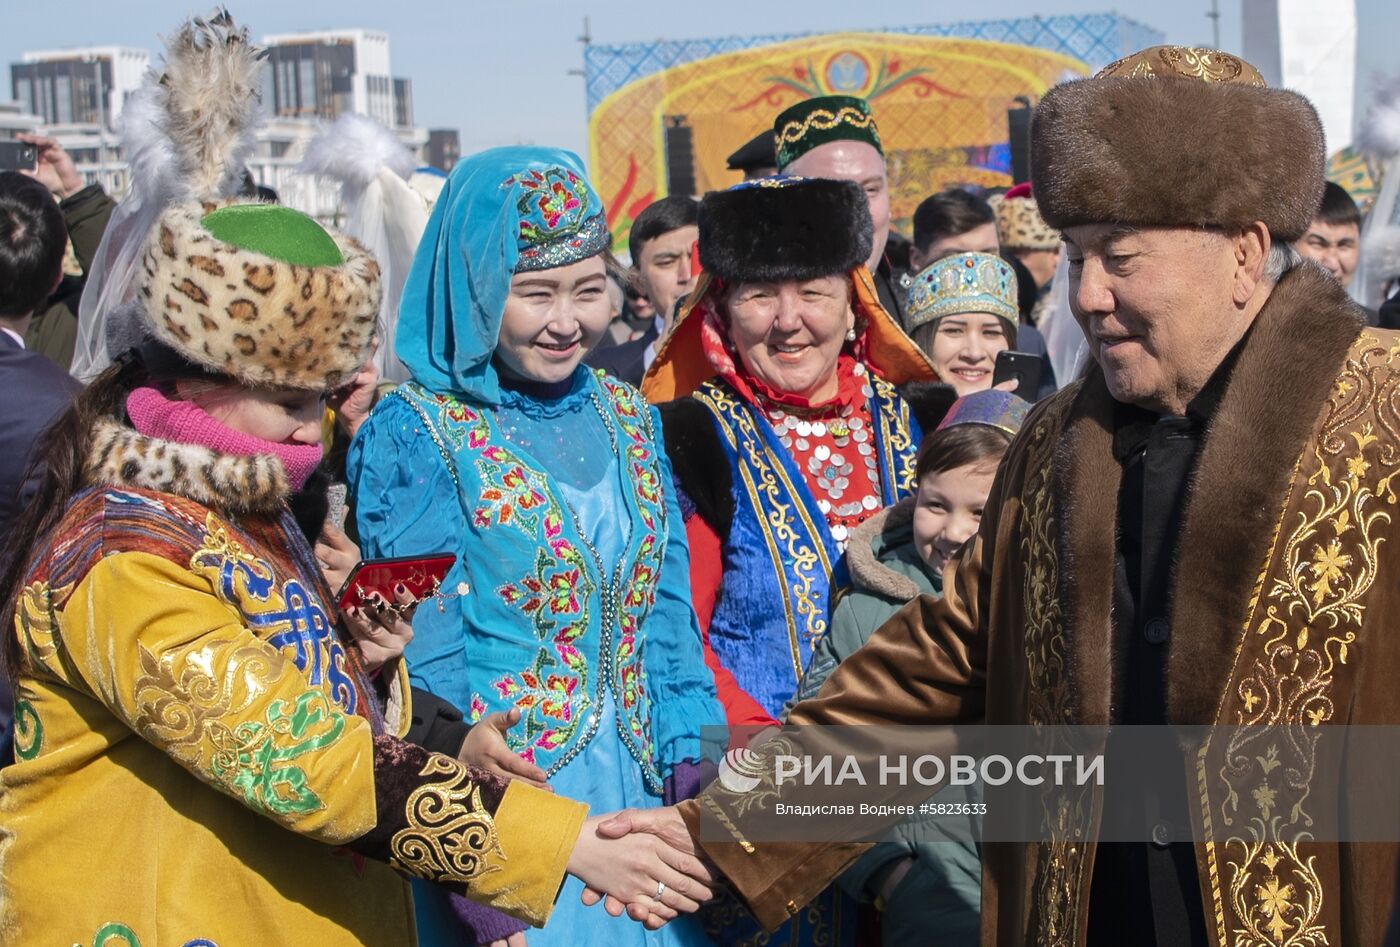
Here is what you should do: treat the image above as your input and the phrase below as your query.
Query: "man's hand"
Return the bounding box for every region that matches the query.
[457,708,550,789]
[567,811,715,929]
[578,807,716,922]
[17,133,84,199]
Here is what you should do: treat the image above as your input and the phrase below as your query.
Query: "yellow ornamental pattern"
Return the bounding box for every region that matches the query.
[1214,332,1400,947]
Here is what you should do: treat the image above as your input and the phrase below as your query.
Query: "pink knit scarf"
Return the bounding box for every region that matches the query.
[126,385,323,491]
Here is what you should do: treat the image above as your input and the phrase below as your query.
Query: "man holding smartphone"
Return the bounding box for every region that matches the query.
[12,133,116,370]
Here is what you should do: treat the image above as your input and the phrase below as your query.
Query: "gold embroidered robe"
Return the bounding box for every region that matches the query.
[680,264,1400,946]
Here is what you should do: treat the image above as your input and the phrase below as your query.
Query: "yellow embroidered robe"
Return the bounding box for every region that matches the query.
[1,440,584,946]
[679,265,1400,945]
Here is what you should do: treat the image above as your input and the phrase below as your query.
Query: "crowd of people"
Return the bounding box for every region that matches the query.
[2,12,1400,947]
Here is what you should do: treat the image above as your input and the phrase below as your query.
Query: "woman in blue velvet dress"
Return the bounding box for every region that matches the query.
[348,147,721,947]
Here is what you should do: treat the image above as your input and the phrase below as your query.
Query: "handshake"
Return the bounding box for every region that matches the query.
[566,807,716,930]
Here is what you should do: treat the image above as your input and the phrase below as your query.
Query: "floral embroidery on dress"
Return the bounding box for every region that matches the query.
[401,379,668,787]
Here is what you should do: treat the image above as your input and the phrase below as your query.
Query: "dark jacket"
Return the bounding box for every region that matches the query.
[25,185,116,371]
[0,329,80,739]
[584,320,658,388]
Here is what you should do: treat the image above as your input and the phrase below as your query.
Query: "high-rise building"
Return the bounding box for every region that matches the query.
[10,46,148,130]
[249,29,426,219]
[260,30,413,130]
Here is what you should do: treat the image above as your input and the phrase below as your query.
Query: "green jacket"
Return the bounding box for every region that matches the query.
[788,499,981,944]
[25,185,116,371]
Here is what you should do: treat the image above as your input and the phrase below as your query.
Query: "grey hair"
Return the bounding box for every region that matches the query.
[1263,241,1300,284]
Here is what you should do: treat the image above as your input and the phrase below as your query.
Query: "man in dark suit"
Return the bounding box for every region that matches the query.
[586,195,698,386]
[0,171,83,749]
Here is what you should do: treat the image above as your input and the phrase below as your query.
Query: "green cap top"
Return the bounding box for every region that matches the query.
[773,95,883,170]
[201,203,345,268]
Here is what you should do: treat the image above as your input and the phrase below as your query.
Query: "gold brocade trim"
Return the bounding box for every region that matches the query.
[775,106,879,149]
[1018,415,1090,944]
[1097,46,1266,85]
[870,375,917,495]
[389,754,503,883]
[1211,332,1400,946]
[697,382,832,679]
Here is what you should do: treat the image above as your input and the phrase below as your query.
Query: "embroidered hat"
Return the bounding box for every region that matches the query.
[1031,46,1325,242]
[935,388,1031,438]
[906,252,1019,334]
[774,95,883,170]
[509,165,610,272]
[989,183,1060,251]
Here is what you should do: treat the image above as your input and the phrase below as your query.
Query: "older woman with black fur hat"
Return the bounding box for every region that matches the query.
[641,172,934,947]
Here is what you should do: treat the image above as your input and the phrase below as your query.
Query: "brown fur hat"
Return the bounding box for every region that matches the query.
[137,201,380,390]
[1031,46,1325,243]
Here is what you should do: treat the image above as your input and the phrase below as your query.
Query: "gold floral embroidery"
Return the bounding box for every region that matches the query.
[389,754,503,883]
[1213,333,1400,947]
[1018,416,1090,945]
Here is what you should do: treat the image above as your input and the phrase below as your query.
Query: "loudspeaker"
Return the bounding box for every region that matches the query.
[664,116,696,198]
[1008,105,1032,185]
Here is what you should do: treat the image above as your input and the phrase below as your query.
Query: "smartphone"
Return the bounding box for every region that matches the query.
[0,141,38,173]
[992,350,1043,403]
[335,552,457,613]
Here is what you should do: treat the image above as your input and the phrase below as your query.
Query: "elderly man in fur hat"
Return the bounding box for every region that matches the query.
[595,47,1400,945]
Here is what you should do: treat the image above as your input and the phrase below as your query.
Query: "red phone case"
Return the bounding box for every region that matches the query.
[335,552,457,612]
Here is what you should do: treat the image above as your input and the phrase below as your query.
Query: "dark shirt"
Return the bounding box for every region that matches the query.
[875,254,908,330]
[1086,338,1246,947]
[585,319,658,388]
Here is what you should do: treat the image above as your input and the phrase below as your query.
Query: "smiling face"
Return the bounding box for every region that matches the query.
[912,461,998,572]
[178,379,325,446]
[786,140,889,272]
[495,255,612,385]
[923,312,1010,396]
[724,274,855,402]
[1062,223,1269,415]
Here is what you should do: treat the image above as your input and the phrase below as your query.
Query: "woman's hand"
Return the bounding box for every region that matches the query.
[567,813,715,929]
[314,524,359,595]
[329,343,381,439]
[458,707,551,789]
[342,583,417,674]
[487,934,527,947]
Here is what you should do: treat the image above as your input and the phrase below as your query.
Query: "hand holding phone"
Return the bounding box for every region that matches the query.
[0,141,38,173]
[992,350,1043,403]
[335,552,458,614]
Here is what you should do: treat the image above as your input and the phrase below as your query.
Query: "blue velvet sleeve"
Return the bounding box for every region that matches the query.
[643,407,724,774]
[346,395,473,706]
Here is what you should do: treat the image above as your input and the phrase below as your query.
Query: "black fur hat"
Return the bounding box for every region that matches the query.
[698,176,872,284]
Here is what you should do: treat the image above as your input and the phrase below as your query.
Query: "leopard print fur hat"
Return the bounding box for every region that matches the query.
[989,183,1060,251]
[135,201,381,391]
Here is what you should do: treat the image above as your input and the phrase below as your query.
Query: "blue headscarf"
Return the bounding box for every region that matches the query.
[394,146,609,403]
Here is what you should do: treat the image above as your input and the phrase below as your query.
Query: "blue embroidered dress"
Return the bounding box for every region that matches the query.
[347,146,720,946]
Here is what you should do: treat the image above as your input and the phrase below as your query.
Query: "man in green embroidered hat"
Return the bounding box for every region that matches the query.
[600,46,1400,946]
[774,95,908,328]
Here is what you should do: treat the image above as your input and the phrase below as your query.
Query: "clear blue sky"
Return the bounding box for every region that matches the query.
[4,1,1397,160]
